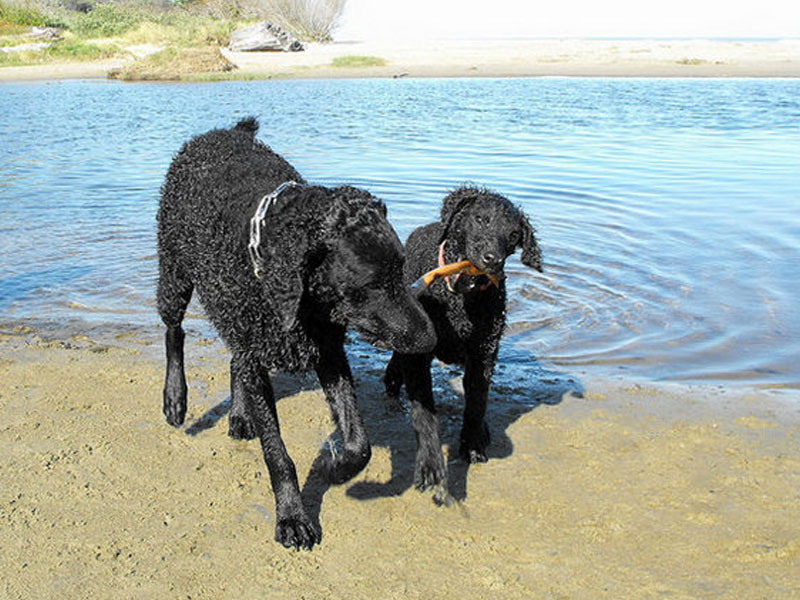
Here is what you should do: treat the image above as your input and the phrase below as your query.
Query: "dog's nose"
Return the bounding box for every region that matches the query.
[481,251,500,268]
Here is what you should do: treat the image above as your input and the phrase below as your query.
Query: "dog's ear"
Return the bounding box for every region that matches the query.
[258,230,308,332]
[439,188,479,243]
[255,192,313,331]
[518,213,543,272]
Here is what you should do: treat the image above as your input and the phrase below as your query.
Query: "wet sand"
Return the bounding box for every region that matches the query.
[1,38,799,81]
[1,331,798,598]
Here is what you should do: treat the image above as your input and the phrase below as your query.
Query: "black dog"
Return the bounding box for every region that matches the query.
[157,118,436,550]
[384,186,542,491]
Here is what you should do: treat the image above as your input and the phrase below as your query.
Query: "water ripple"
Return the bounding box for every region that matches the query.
[1,78,799,389]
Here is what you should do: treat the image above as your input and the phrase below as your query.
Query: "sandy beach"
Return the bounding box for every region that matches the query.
[2,32,799,598]
[1,330,798,598]
[1,38,799,81]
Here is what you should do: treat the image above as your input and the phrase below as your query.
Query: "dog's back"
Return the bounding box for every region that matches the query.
[159,118,305,231]
[157,118,315,369]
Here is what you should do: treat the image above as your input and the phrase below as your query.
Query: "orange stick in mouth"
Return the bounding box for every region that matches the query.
[420,260,500,288]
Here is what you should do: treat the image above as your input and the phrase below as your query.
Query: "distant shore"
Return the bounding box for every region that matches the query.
[2,38,799,81]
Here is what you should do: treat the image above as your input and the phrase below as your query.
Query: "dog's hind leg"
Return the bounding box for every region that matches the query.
[315,335,371,485]
[228,359,258,440]
[401,354,447,491]
[157,259,193,428]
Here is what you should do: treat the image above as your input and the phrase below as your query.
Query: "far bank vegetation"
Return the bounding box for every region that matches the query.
[0,0,347,75]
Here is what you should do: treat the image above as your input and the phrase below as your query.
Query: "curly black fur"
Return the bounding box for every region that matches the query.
[157,118,435,550]
[384,186,542,490]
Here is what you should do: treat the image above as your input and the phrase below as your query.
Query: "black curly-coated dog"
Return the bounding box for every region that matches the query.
[384,186,542,491]
[157,118,436,550]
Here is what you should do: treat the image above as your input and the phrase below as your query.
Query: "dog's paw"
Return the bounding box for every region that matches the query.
[459,421,491,464]
[414,448,447,491]
[162,388,186,428]
[228,414,258,440]
[327,444,371,485]
[275,516,320,551]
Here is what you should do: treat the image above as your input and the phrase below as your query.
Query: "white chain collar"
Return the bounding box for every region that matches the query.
[247,180,301,279]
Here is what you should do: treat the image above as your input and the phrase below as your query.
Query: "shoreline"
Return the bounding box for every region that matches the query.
[1,38,800,82]
[1,330,799,597]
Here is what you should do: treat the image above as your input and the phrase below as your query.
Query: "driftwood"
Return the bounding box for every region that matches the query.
[228,21,304,53]
[26,26,63,41]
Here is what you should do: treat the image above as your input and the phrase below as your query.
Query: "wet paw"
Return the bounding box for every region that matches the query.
[414,448,447,491]
[459,421,490,464]
[228,413,258,440]
[162,389,186,428]
[275,516,320,551]
[327,445,371,485]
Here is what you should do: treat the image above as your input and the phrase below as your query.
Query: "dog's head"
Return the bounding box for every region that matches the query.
[257,185,436,354]
[439,186,542,289]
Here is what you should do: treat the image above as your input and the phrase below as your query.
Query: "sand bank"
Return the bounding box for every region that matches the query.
[1,332,798,598]
[1,38,799,81]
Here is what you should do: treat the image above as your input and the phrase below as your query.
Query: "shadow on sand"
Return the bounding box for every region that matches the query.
[301,351,583,533]
[182,348,583,538]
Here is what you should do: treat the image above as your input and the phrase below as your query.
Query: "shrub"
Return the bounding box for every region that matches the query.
[255,0,346,42]
[65,3,144,37]
[0,1,49,27]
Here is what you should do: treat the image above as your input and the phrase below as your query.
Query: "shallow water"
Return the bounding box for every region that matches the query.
[1,78,798,389]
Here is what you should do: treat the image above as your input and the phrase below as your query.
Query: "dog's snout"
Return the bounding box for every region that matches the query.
[482,251,499,267]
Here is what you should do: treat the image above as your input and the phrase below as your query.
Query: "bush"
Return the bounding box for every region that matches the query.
[0,1,50,27]
[256,0,346,42]
[65,3,144,37]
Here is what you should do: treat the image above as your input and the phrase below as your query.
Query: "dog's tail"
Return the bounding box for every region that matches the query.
[234,116,259,136]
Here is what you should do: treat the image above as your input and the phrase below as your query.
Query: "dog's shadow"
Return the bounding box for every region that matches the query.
[183,347,583,536]
[301,350,583,530]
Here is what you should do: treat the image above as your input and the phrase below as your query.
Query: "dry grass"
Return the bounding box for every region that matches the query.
[107,45,234,80]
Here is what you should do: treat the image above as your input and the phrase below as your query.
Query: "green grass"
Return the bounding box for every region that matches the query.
[0,38,124,66]
[330,55,386,68]
[676,57,707,66]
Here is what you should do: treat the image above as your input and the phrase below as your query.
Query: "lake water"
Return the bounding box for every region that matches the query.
[1,78,798,391]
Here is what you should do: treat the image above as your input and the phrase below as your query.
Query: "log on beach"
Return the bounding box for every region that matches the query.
[228,21,304,52]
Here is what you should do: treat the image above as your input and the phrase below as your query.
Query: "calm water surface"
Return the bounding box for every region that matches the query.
[1,78,798,390]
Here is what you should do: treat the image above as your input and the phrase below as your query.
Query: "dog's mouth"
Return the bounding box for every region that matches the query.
[451,272,503,294]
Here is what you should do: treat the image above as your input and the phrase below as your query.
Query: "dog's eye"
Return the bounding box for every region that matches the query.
[508,231,520,246]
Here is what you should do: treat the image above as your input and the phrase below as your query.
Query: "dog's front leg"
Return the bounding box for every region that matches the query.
[460,352,496,463]
[400,353,447,490]
[235,353,320,550]
[315,336,371,484]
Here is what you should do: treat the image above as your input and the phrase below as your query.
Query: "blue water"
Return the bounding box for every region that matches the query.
[1,78,799,390]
